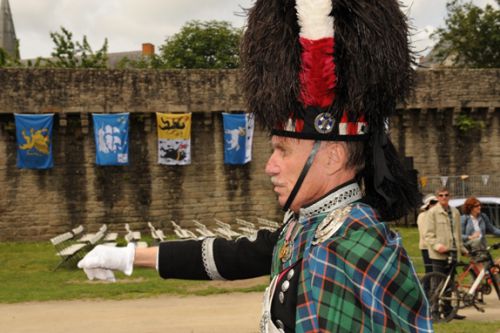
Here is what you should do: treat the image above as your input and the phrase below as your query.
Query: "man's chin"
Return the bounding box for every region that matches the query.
[277,196,287,208]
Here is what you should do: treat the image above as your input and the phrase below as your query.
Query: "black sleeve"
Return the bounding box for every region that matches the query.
[158,239,209,280]
[214,228,279,280]
[158,228,281,280]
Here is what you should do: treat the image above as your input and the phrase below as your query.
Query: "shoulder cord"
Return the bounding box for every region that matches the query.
[283,141,321,212]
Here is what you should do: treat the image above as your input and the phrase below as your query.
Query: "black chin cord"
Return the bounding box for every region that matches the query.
[283,141,321,212]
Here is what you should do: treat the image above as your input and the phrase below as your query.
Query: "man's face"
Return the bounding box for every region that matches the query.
[437,190,450,207]
[265,136,329,212]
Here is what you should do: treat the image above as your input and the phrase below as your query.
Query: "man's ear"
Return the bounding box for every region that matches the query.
[327,143,343,164]
[325,143,345,174]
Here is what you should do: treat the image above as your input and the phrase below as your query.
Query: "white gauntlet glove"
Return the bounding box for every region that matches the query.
[78,243,135,281]
[82,267,117,282]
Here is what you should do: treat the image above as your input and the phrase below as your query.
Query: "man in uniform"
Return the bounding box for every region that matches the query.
[78,0,432,331]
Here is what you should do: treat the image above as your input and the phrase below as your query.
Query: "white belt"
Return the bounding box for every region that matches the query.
[260,275,283,333]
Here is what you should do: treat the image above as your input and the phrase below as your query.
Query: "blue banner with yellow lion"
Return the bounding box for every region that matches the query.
[15,113,54,169]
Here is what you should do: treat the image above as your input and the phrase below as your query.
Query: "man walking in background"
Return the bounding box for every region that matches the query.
[425,187,467,320]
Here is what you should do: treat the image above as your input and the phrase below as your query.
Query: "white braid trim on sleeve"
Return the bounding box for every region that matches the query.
[201,238,226,280]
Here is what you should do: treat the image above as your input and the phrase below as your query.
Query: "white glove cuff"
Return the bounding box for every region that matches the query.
[122,242,136,276]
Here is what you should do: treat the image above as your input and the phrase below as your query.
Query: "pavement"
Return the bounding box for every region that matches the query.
[459,292,500,322]
[0,290,499,333]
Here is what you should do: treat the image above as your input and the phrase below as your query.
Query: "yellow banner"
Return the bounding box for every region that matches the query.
[420,176,428,188]
[156,113,191,140]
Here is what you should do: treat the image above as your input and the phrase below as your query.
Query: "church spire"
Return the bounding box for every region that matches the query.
[0,0,18,59]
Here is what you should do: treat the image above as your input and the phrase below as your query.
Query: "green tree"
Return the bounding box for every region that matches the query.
[0,42,22,68]
[0,48,10,67]
[431,0,500,68]
[159,20,242,69]
[45,27,108,68]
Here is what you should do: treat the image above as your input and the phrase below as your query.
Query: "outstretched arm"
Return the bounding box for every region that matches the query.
[78,228,280,282]
[483,214,500,237]
[134,246,159,268]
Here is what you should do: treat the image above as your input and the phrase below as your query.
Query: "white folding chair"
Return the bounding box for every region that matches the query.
[148,222,166,242]
[192,220,216,237]
[124,223,141,241]
[125,232,148,248]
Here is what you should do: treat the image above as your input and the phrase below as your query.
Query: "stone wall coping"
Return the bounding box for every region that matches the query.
[0,68,498,114]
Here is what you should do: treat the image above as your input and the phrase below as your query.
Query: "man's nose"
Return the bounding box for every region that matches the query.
[265,153,279,176]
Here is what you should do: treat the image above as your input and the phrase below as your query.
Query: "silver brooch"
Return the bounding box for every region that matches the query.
[313,205,352,244]
[314,112,335,134]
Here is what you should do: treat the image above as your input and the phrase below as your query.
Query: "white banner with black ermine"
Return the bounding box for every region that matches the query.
[156,113,191,165]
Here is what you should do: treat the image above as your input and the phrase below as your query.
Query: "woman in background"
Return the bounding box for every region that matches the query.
[461,196,500,250]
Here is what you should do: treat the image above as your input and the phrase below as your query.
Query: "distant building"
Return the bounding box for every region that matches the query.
[22,43,156,68]
[0,0,18,58]
[418,41,456,69]
[107,43,156,68]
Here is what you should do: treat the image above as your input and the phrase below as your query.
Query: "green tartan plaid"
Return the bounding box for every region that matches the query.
[272,203,433,332]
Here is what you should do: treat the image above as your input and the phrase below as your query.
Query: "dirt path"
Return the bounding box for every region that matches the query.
[1,291,499,333]
[457,292,500,322]
[0,292,263,333]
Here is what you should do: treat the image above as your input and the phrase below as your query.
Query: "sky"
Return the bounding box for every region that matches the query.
[7,0,499,60]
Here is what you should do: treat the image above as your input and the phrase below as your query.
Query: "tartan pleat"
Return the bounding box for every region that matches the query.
[273,203,433,333]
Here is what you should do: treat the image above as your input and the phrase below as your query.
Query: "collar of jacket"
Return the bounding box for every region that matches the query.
[299,181,362,218]
[436,204,452,215]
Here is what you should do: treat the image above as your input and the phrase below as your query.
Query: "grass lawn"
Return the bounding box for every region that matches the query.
[1,227,500,332]
[395,227,500,332]
[0,240,266,303]
[432,322,500,333]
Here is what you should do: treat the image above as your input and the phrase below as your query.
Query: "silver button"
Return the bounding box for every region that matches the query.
[279,291,285,304]
[281,280,290,292]
[276,319,285,329]
[287,269,295,280]
[314,112,335,134]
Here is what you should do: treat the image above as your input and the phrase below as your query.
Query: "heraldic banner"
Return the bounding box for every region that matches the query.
[92,113,130,166]
[15,113,54,169]
[156,113,192,165]
[222,113,254,165]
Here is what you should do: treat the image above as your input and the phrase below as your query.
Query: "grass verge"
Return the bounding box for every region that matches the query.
[1,227,500,332]
[0,241,267,303]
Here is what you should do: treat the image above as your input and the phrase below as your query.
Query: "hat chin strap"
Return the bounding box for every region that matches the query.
[283,140,322,212]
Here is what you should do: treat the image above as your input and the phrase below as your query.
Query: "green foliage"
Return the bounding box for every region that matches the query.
[159,20,242,69]
[455,114,484,132]
[44,27,108,68]
[0,45,21,68]
[431,0,500,68]
[0,48,9,67]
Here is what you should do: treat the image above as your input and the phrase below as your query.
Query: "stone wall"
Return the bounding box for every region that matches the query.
[0,68,499,241]
[0,112,280,241]
[0,68,245,114]
[393,69,500,177]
